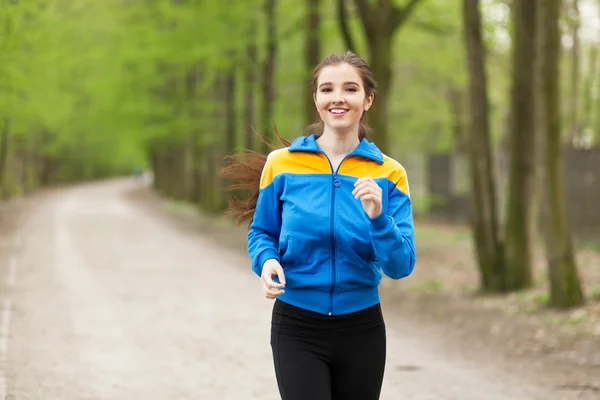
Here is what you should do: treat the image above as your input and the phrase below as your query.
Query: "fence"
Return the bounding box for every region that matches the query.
[416,146,600,241]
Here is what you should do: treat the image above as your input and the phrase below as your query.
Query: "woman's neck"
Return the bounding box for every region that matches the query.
[316,128,360,158]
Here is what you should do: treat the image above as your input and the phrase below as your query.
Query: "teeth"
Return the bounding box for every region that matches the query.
[330,109,347,114]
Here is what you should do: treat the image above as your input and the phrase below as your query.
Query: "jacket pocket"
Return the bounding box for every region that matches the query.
[337,262,379,292]
[280,237,294,267]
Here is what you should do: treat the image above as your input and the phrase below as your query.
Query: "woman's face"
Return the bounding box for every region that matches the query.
[314,63,373,134]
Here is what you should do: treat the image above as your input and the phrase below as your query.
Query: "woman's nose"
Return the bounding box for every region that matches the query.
[332,90,345,103]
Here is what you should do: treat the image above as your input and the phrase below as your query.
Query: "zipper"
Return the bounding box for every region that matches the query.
[322,154,348,316]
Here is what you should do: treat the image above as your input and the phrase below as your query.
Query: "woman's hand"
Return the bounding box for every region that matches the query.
[353,177,383,219]
[261,259,286,299]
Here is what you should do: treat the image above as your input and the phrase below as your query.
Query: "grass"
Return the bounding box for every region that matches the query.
[164,200,235,229]
[414,224,471,244]
[412,280,444,293]
[164,200,195,215]
[590,287,600,302]
[550,310,589,331]
[516,291,550,307]
[581,240,600,253]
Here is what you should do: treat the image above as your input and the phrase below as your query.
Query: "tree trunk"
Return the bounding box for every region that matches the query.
[337,0,356,53]
[201,74,226,212]
[225,63,237,155]
[531,0,546,249]
[368,32,392,152]
[353,0,423,154]
[504,0,536,291]
[149,141,164,194]
[23,133,39,192]
[0,118,10,199]
[261,0,277,153]
[245,24,257,151]
[582,45,597,138]
[305,0,321,127]
[191,131,204,204]
[184,63,202,201]
[200,143,223,212]
[596,11,600,144]
[540,0,585,308]
[446,86,466,154]
[462,0,505,292]
[567,0,581,142]
[182,132,195,201]
[173,142,188,200]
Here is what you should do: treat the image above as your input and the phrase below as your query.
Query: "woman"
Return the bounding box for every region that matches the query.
[224,51,416,400]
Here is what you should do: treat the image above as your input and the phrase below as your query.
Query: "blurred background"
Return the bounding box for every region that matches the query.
[1,0,600,395]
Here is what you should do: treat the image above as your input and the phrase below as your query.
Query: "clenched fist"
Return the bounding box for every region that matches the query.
[261,259,286,299]
[352,177,383,219]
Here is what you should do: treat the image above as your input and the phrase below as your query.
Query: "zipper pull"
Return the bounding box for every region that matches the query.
[333,175,341,188]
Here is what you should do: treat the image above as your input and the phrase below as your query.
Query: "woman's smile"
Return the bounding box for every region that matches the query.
[329,108,349,116]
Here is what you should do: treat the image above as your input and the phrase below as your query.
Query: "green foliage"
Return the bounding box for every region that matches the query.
[1,0,593,194]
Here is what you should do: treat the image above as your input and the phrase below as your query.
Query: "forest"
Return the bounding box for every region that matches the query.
[2,0,600,310]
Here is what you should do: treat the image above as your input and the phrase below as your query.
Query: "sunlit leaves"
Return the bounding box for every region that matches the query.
[0,0,564,180]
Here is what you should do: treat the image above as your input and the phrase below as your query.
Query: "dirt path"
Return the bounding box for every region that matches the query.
[0,179,587,399]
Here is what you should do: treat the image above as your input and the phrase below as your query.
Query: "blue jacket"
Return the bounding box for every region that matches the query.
[247,134,416,316]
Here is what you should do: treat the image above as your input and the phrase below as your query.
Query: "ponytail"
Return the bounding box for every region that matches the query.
[221,130,290,227]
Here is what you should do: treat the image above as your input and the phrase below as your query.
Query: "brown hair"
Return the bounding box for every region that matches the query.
[221,51,377,227]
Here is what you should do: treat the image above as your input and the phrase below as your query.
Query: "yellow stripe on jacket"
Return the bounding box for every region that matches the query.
[261,148,410,197]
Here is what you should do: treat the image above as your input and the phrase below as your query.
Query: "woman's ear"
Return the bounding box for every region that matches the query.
[314,93,318,110]
[364,93,374,111]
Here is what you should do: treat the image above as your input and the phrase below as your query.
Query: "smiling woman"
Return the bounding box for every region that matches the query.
[314,63,373,144]
[307,53,377,142]
[222,51,416,400]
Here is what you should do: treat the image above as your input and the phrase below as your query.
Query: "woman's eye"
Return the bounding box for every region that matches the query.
[320,87,357,92]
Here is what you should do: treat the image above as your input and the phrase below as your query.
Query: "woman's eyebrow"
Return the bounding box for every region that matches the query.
[318,81,360,88]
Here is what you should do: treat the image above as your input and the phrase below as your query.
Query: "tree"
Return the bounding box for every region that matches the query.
[0,118,9,198]
[566,0,581,142]
[244,23,258,151]
[337,0,356,53]
[539,0,584,308]
[503,0,537,291]
[305,0,321,127]
[339,0,425,154]
[462,0,504,292]
[261,0,278,153]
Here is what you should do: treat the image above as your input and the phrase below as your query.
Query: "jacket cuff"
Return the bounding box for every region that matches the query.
[257,250,280,276]
[369,213,391,232]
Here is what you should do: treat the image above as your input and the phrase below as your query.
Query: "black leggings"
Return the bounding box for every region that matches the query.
[270,299,386,400]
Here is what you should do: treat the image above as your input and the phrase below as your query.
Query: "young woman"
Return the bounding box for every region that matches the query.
[224,51,416,400]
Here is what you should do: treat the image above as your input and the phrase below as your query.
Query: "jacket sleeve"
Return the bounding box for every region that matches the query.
[247,152,282,277]
[368,169,416,280]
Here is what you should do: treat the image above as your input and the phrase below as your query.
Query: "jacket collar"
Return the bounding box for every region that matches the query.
[288,134,384,164]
